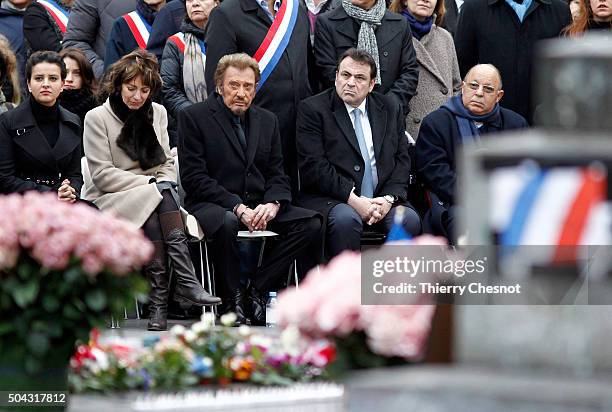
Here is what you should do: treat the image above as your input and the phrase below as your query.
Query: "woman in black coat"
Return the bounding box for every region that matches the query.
[0,51,82,201]
[58,48,98,127]
[160,0,218,119]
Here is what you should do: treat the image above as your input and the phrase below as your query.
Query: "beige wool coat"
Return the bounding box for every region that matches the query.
[83,100,176,227]
[406,25,462,140]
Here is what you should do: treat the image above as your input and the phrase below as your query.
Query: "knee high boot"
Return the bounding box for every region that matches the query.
[146,240,170,331]
[159,211,222,306]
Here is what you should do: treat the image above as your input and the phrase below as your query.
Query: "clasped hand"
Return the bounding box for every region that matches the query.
[236,202,280,232]
[57,179,77,203]
[348,193,392,225]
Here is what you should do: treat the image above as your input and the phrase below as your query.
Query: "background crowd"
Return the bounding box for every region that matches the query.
[0,0,610,329]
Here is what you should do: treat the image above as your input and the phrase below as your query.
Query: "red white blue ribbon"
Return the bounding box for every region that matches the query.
[38,0,70,34]
[252,0,298,91]
[490,164,610,262]
[168,32,206,59]
[122,11,152,49]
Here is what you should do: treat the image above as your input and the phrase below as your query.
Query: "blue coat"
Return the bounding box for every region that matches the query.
[0,7,26,92]
[416,104,528,205]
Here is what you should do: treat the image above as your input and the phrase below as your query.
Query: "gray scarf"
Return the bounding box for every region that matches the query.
[341,0,385,84]
[183,33,207,103]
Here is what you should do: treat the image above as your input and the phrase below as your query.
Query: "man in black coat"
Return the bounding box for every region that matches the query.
[454,0,571,123]
[441,0,460,37]
[416,64,528,241]
[313,0,418,115]
[178,53,321,326]
[297,49,421,258]
[204,0,315,195]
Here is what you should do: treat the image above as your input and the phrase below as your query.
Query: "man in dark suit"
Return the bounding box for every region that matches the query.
[313,0,418,115]
[297,48,421,258]
[204,0,315,195]
[178,53,321,326]
[416,64,528,241]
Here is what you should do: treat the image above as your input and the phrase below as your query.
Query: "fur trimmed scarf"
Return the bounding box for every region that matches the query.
[109,93,166,170]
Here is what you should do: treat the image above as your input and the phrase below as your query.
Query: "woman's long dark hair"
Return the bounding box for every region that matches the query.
[59,48,98,93]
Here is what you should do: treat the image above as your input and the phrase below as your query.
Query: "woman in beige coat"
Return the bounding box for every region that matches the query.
[390,0,462,140]
[83,50,220,331]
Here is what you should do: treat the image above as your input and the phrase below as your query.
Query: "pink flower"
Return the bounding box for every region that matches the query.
[0,192,153,276]
[277,235,444,361]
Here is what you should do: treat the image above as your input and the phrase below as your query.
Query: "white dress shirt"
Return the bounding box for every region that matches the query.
[345,99,379,190]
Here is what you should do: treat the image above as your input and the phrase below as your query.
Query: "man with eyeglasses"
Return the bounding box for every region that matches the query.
[415,64,528,242]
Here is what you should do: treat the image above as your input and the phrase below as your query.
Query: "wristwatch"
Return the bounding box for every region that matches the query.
[383,195,396,205]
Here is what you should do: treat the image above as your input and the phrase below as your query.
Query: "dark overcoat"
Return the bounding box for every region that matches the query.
[178,94,317,236]
[313,7,419,115]
[0,101,83,195]
[416,104,528,205]
[454,0,571,123]
[204,0,315,190]
[296,89,411,224]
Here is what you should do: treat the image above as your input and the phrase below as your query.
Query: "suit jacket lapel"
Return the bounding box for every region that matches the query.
[367,95,386,164]
[336,16,358,42]
[240,0,273,26]
[331,92,361,157]
[52,108,81,161]
[413,37,447,86]
[245,109,260,167]
[210,98,247,164]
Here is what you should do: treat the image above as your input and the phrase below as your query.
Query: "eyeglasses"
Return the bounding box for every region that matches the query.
[465,81,497,94]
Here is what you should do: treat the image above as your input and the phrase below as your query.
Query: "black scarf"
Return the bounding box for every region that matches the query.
[442,95,501,142]
[109,93,165,170]
[59,88,97,123]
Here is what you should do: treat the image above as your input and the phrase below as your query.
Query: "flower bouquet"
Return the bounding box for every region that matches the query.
[69,313,335,393]
[0,192,151,393]
[277,248,438,374]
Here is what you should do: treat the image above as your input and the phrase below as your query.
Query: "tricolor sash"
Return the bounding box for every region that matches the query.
[490,164,610,263]
[168,32,206,58]
[122,11,152,49]
[252,0,298,91]
[38,0,70,34]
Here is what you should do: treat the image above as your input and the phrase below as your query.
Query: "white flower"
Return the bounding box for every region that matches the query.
[235,341,247,355]
[91,348,109,371]
[184,330,197,343]
[192,321,211,334]
[281,325,303,356]
[201,357,213,368]
[220,312,237,327]
[238,324,251,336]
[170,324,186,337]
[249,335,272,349]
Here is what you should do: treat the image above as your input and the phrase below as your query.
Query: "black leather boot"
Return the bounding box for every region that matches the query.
[146,241,169,331]
[159,211,222,307]
[248,283,267,326]
[228,287,249,326]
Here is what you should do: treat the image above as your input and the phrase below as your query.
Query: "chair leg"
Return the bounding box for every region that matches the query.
[203,241,217,316]
[294,259,299,289]
[110,315,120,329]
[257,238,266,268]
[124,307,128,320]
[134,298,140,320]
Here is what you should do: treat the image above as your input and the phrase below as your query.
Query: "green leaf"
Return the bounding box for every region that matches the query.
[63,304,81,319]
[17,263,33,280]
[0,322,14,336]
[27,332,50,356]
[85,290,107,312]
[11,280,39,308]
[42,295,60,312]
[64,267,82,283]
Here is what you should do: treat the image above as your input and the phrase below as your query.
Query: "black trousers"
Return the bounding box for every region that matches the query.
[209,211,322,296]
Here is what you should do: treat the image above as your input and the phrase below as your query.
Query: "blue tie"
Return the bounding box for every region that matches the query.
[352,108,374,198]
